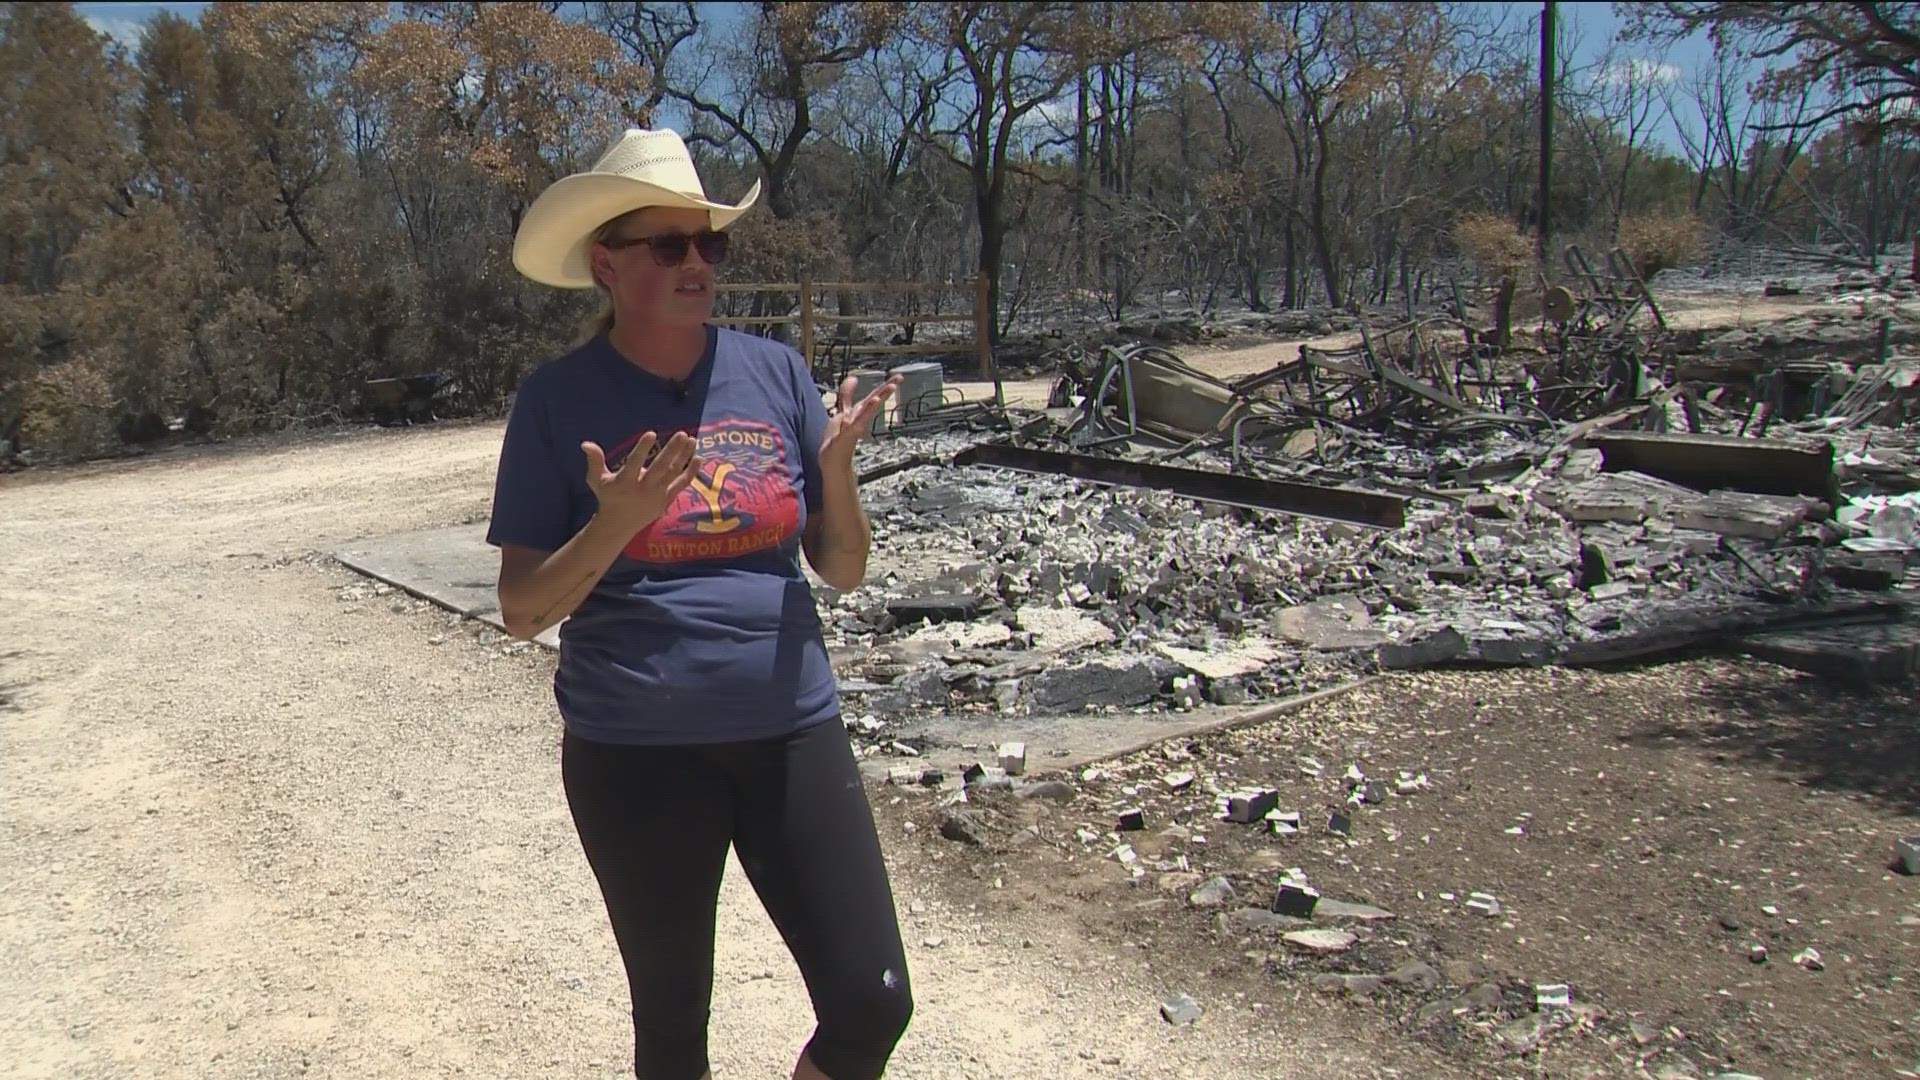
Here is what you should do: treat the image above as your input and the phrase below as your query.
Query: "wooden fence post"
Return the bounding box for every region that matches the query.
[800,277,815,370]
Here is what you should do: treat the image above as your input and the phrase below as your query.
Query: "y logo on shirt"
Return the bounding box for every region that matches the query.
[609,419,799,563]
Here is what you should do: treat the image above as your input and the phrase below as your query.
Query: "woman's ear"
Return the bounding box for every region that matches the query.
[588,244,615,290]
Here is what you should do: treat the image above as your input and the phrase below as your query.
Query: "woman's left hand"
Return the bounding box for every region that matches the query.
[820,374,900,474]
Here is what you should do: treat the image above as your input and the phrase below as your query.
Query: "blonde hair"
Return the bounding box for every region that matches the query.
[573,209,649,346]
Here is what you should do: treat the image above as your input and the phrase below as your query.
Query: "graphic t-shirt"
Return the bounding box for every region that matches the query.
[484,326,839,745]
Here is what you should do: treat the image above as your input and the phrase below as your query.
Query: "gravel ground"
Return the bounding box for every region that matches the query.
[0,420,1461,1079]
[898,662,1919,1078]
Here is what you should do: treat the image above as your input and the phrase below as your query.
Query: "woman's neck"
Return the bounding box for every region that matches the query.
[607,321,708,381]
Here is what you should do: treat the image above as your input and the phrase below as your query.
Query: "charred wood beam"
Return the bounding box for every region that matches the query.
[1580,430,1838,505]
[953,442,1407,530]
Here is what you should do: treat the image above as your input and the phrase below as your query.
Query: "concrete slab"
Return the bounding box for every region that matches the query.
[333,522,558,649]
[332,521,1372,782]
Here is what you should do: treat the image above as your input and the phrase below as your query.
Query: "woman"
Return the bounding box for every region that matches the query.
[487,127,912,1080]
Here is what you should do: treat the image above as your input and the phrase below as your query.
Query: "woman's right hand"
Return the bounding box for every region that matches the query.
[581,432,703,535]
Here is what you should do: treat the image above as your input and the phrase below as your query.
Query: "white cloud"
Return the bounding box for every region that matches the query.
[1031,97,1079,132]
[1591,58,1682,90]
[84,14,150,49]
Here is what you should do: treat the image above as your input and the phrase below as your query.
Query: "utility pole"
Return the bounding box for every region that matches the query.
[1539,0,1555,271]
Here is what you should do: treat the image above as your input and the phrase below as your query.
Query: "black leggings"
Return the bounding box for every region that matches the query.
[561,717,913,1080]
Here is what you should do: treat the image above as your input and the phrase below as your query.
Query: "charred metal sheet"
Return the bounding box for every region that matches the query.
[952,442,1406,529]
[1581,430,1837,505]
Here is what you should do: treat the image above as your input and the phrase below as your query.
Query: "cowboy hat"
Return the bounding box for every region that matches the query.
[512,127,761,289]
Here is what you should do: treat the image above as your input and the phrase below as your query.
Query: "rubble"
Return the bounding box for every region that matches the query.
[1187,876,1235,908]
[938,808,991,846]
[823,284,1916,764]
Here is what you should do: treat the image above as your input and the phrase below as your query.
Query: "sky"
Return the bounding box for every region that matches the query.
[75,1,1729,154]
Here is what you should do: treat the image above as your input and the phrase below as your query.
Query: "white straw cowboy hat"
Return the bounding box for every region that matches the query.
[512,127,761,289]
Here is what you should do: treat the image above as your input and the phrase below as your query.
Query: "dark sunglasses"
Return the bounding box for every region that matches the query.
[600,229,730,267]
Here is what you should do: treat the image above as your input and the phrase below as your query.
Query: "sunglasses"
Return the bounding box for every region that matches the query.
[600,229,730,267]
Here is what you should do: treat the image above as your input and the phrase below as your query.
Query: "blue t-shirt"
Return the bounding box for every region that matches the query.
[485,326,840,745]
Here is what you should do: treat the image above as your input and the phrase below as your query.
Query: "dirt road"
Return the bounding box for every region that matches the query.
[0,423,1465,1079]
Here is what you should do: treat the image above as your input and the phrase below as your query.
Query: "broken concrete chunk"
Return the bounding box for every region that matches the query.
[1013,599,1121,653]
[964,766,1012,792]
[1558,470,1703,523]
[1162,771,1196,791]
[1265,809,1303,835]
[1169,674,1203,710]
[894,619,1012,657]
[1152,639,1283,679]
[1587,581,1633,602]
[1272,599,1391,651]
[1219,788,1279,824]
[1027,656,1182,712]
[938,808,991,845]
[1282,928,1355,954]
[1672,490,1820,540]
[1466,892,1502,917]
[1188,876,1236,908]
[1204,678,1249,706]
[1465,492,1514,519]
[1375,626,1468,670]
[991,679,1022,711]
[1272,880,1321,918]
[995,741,1027,776]
[1535,982,1571,1009]
[1159,992,1203,1026]
[1896,835,1920,875]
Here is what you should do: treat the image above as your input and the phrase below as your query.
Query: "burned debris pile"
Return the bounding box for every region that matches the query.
[829,256,1919,741]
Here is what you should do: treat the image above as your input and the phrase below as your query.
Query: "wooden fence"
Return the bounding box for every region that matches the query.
[708,273,995,382]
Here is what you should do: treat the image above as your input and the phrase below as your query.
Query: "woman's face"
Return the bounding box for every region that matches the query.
[591,206,718,331]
